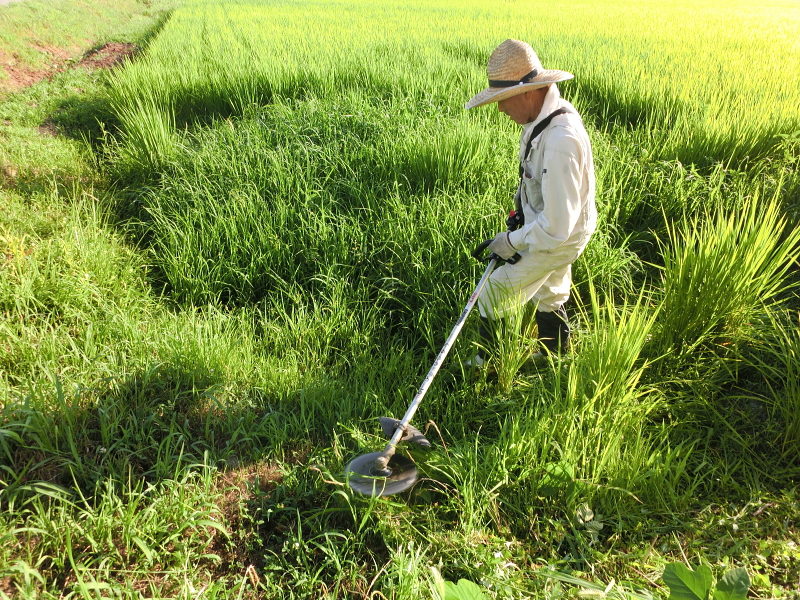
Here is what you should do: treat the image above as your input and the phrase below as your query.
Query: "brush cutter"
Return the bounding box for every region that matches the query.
[345,212,522,497]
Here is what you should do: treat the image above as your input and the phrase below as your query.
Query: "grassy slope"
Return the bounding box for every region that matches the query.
[0,0,162,90]
[1,0,800,598]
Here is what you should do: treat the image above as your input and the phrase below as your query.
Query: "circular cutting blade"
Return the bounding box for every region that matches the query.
[345,452,418,497]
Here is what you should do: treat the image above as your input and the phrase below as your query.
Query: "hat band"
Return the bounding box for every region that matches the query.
[488,68,539,88]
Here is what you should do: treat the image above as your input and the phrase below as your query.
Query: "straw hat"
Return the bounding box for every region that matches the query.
[465,39,573,110]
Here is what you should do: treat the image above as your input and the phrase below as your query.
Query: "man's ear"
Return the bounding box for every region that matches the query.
[526,87,546,102]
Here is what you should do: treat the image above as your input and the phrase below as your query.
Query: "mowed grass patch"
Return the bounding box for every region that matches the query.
[0,0,173,93]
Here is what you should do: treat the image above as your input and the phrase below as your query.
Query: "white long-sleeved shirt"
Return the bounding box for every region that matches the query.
[507,85,596,254]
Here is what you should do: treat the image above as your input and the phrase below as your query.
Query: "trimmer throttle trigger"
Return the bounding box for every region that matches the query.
[505,209,523,264]
[506,209,523,231]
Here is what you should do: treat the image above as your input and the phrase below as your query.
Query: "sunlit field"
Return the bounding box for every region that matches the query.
[1,0,799,597]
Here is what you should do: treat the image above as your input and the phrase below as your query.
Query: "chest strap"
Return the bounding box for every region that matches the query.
[518,107,570,179]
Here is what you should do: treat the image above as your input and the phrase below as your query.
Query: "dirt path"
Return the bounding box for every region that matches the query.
[1,43,136,95]
[0,0,27,6]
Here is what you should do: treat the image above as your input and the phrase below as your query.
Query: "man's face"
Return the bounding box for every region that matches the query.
[497,87,548,125]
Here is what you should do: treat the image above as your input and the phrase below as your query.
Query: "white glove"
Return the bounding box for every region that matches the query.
[487,231,518,260]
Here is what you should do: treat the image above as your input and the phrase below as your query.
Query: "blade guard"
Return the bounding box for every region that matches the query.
[346,452,418,496]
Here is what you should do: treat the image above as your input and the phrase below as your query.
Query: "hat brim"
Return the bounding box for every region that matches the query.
[464,70,574,110]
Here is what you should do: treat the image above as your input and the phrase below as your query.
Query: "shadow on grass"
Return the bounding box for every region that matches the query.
[37,9,175,146]
[45,88,117,145]
[0,362,287,498]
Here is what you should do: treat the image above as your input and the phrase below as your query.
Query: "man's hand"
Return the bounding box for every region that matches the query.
[487,231,518,260]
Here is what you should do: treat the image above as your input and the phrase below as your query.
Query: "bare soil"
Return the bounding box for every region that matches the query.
[79,42,137,70]
[0,576,15,596]
[208,455,303,581]
[0,42,136,95]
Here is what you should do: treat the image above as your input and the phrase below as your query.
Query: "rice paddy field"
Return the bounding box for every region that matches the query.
[2,0,800,597]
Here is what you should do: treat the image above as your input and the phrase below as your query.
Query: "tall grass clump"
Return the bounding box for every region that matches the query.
[412,287,697,567]
[394,118,495,191]
[655,196,800,357]
[534,289,665,504]
[110,97,178,178]
[128,100,516,342]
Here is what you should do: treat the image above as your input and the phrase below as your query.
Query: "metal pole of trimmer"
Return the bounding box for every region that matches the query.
[370,210,522,476]
[370,256,497,475]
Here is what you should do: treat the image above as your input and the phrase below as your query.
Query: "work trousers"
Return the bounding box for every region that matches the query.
[477,245,580,320]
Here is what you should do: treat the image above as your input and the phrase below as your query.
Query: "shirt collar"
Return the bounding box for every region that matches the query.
[520,84,562,147]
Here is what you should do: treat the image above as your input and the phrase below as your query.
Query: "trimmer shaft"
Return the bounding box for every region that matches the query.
[344,246,509,497]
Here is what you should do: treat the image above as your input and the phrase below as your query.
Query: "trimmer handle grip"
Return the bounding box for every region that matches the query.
[471,209,522,265]
[471,239,493,262]
[471,239,521,265]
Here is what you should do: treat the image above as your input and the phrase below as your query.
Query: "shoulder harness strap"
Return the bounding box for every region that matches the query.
[518,107,570,179]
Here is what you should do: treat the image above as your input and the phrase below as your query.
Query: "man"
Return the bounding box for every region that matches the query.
[465,39,596,366]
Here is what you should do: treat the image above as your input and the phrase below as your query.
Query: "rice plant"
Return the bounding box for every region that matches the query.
[655,195,800,357]
[106,0,800,167]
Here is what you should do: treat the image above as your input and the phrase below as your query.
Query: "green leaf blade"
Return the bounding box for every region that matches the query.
[443,579,489,600]
[663,563,713,600]
[713,568,750,600]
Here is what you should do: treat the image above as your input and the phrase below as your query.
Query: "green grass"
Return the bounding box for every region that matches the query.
[655,195,800,358]
[1,0,800,597]
[106,0,800,166]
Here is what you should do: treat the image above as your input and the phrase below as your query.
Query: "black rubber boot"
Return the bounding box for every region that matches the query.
[535,306,570,355]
